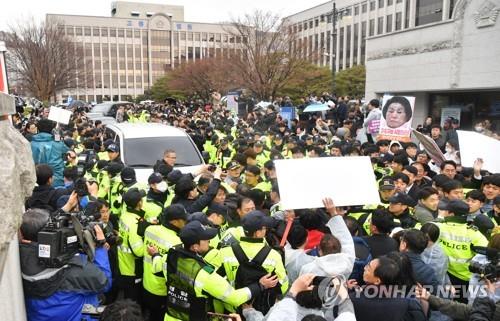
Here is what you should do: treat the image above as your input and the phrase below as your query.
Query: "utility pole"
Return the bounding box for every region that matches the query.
[331,1,337,96]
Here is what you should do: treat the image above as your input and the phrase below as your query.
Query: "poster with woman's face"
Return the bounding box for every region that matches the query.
[378,95,415,142]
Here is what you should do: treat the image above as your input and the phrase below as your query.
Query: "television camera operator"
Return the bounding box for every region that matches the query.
[19,190,112,321]
[416,234,500,321]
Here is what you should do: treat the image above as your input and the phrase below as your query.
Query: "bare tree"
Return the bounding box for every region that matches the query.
[167,56,243,100]
[224,10,314,101]
[4,19,87,102]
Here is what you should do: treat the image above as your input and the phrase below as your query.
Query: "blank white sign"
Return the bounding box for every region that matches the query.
[457,130,500,174]
[48,106,72,125]
[275,156,381,210]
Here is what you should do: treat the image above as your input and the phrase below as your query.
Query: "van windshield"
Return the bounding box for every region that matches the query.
[123,137,202,167]
[91,103,112,114]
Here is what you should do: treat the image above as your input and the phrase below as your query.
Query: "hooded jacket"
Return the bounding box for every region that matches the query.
[31,132,69,187]
[299,216,355,279]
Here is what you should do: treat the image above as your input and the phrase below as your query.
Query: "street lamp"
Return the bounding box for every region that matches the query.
[331,1,337,96]
[329,2,351,97]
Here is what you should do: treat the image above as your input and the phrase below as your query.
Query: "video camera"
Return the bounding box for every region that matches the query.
[37,207,106,268]
[469,245,500,281]
[75,151,97,177]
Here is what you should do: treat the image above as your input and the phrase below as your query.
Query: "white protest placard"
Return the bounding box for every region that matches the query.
[275,156,380,210]
[457,130,500,174]
[48,106,72,125]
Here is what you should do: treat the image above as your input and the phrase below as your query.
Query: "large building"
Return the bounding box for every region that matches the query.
[48,1,242,103]
[284,0,500,128]
[364,0,500,129]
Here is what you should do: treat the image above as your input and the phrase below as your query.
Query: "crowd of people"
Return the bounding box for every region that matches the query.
[7,93,500,321]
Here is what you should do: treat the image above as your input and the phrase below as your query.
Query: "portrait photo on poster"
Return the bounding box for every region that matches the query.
[381,95,414,129]
[378,95,415,139]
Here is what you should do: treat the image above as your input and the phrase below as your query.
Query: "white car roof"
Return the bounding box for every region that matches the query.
[109,123,187,139]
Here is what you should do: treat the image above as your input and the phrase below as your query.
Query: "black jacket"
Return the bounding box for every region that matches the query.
[25,185,71,212]
[362,234,399,258]
[173,178,221,213]
[350,290,427,321]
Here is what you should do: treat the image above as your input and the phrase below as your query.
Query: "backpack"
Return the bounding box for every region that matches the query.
[349,236,372,284]
[231,242,278,315]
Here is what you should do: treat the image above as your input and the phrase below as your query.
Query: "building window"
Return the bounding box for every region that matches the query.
[386,14,393,32]
[315,19,319,27]
[369,19,375,36]
[361,21,366,64]
[388,0,394,5]
[66,27,74,36]
[355,6,360,15]
[84,27,91,36]
[75,27,83,36]
[110,29,116,37]
[118,29,124,37]
[304,22,308,30]
[416,0,444,26]
[370,1,376,11]
[339,27,344,66]
[309,21,313,28]
[362,3,367,13]
[327,14,332,23]
[377,17,384,34]
[378,0,384,8]
[397,0,402,3]
[102,28,108,37]
[395,12,403,30]
[320,15,325,22]
[92,28,100,37]
[346,25,351,67]
[405,0,411,28]
[353,23,359,64]
[126,30,132,38]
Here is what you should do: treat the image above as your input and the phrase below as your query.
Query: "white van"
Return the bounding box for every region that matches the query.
[104,123,204,183]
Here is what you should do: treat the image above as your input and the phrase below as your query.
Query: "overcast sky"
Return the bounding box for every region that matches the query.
[0,0,332,31]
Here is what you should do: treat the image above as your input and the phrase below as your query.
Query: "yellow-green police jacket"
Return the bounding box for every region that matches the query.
[218,237,289,296]
[162,246,256,321]
[143,224,181,296]
[118,207,145,276]
[435,217,488,281]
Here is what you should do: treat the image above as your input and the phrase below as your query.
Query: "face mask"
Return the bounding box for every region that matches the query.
[445,147,453,153]
[475,126,484,132]
[156,181,168,193]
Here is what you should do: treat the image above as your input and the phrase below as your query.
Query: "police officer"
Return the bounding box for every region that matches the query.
[156,221,274,321]
[117,187,146,303]
[435,199,488,302]
[218,211,289,312]
[143,204,186,321]
[143,173,170,223]
[387,192,418,229]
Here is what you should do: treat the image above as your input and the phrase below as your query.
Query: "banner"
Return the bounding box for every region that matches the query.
[279,107,296,129]
[377,95,415,142]
[412,130,446,167]
[457,130,500,174]
[0,41,8,94]
[226,91,238,115]
[275,156,380,210]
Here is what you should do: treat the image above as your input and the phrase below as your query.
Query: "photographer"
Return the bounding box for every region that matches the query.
[468,234,500,306]
[19,208,111,321]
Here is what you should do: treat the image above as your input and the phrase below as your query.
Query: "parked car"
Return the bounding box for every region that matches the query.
[104,123,204,182]
[90,101,131,118]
